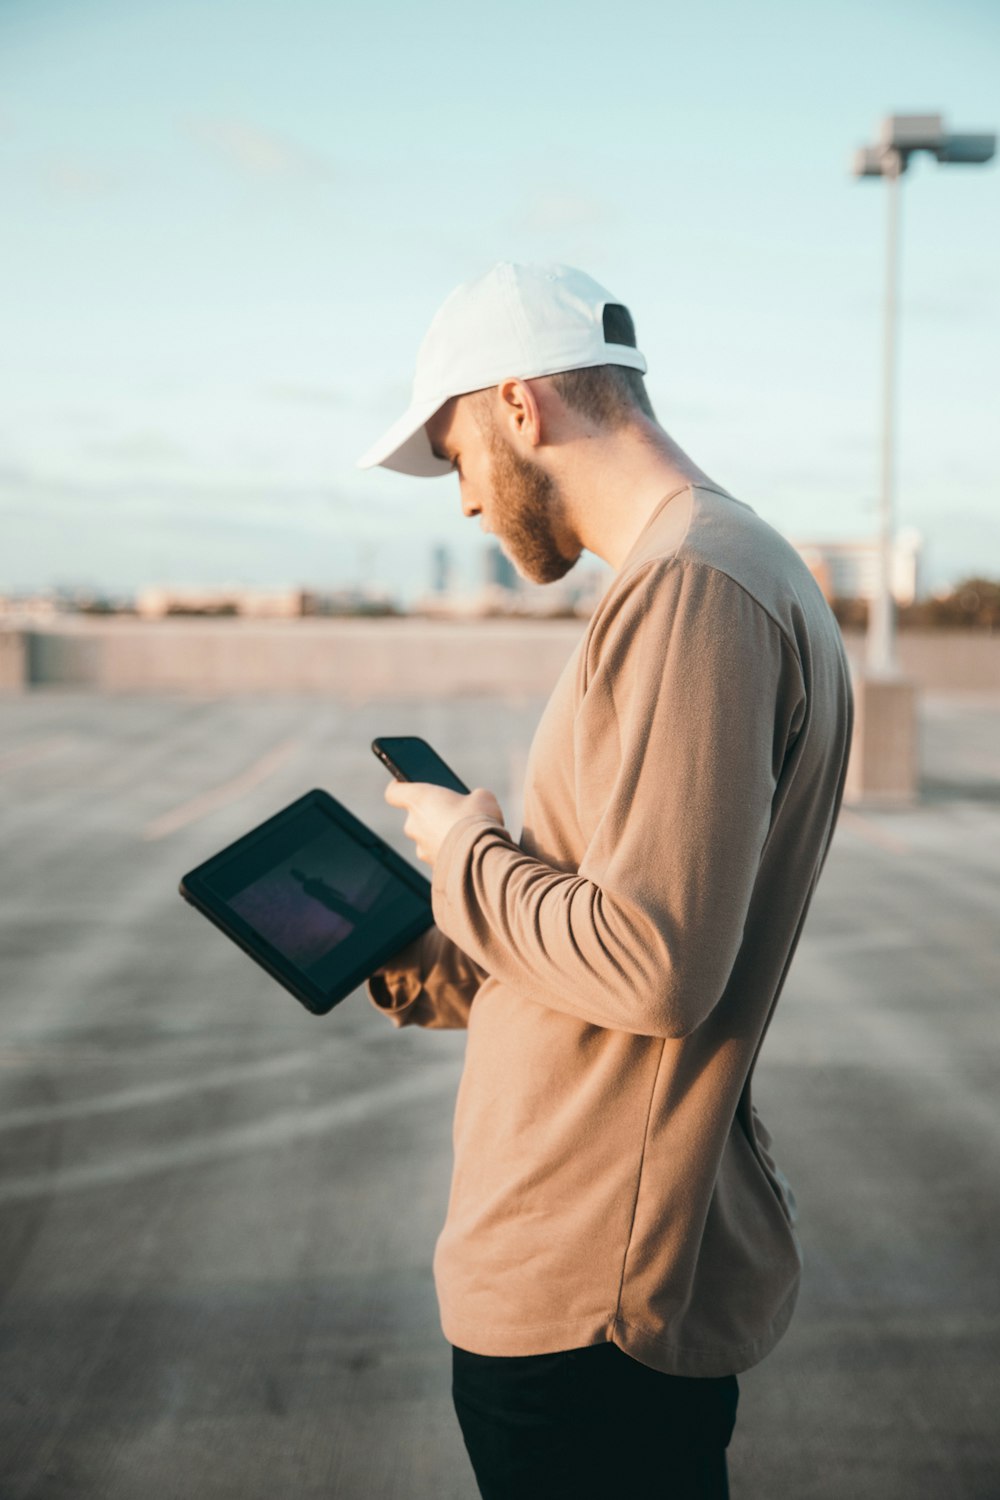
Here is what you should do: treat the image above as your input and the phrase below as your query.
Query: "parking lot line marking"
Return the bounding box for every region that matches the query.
[0,1060,462,1203]
[0,736,75,774]
[142,737,299,841]
[0,1044,339,1126]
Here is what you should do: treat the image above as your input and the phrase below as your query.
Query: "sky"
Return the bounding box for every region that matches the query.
[2,0,998,603]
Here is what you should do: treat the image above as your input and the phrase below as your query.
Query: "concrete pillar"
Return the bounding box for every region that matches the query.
[845,673,919,805]
[0,630,27,692]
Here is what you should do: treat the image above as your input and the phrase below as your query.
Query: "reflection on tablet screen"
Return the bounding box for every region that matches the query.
[209,809,419,981]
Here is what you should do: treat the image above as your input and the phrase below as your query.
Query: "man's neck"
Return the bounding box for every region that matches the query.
[559,422,720,570]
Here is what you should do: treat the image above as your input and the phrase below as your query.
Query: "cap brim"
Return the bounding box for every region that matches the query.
[355,396,453,477]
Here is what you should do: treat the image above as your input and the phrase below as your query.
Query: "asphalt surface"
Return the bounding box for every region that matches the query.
[1,690,998,1499]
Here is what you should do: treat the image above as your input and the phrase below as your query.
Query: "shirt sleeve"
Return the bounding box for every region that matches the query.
[430,558,806,1039]
[366,923,489,1030]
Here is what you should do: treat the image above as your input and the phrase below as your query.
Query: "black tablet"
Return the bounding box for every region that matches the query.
[179,788,433,1016]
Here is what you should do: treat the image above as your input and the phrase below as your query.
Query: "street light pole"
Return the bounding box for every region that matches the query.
[852,113,996,682]
[845,113,996,803]
[870,146,902,677]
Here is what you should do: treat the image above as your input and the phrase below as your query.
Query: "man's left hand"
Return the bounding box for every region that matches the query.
[384,781,505,869]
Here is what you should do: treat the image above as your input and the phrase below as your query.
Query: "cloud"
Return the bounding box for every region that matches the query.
[0,458,442,593]
[903,287,996,324]
[264,383,349,408]
[0,459,415,533]
[905,506,1000,590]
[45,156,115,197]
[185,117,335,183]
[82,432,192,467]
[847,282,996,327]
[367,379,413,418]
[516,191,610,235]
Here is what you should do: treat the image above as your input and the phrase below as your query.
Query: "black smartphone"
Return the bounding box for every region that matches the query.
[372,736,470,794]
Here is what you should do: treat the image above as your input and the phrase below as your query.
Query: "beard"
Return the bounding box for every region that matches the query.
[486,426,581,585]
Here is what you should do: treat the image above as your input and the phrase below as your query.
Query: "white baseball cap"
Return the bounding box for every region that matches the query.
[355,261,648,477]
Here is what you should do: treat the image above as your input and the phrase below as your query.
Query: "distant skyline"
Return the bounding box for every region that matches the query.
[2,0,998,601]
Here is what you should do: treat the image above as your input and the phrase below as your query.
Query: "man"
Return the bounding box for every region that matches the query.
[355,262,853,1499]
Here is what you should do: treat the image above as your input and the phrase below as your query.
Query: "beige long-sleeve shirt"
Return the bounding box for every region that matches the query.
[368,482,854,1377]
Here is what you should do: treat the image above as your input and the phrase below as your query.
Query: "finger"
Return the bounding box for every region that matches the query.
[384,780,414,806]
[469,787,505,823]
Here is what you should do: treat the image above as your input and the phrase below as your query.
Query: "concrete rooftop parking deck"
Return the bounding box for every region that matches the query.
[1,690,998,1499]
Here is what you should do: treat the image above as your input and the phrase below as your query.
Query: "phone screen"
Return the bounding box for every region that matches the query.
[372,736,469,794]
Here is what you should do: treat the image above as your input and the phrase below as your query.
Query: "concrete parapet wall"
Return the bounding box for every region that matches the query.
[841,631,1000,694]
[0,629,27,691]
[14,617,588,697]
[4,619,1000,696]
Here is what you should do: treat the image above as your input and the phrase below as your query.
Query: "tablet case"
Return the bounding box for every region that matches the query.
[179,788,434,1015]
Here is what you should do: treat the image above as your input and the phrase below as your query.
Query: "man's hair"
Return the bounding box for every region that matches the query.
[471,302,656,433]
[548,362,656,428]
[547,303,656,427]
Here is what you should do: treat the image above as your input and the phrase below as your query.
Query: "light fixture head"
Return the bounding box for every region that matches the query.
[852,113,996,177]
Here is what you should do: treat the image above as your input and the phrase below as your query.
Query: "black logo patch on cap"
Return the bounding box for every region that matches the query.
[602,303,637,347]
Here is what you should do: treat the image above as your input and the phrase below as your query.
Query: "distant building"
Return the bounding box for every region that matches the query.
[136,586,306,618]
[483,543,520,594]
[412,544,612,620]
[0,592,61,621]
[792,530,922,606]
[135,585,398,618]
[301,586,398,616]
[0,590,138,619]
[430,544,452,596]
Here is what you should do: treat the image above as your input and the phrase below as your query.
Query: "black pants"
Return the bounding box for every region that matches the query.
[452,1342,739,1500]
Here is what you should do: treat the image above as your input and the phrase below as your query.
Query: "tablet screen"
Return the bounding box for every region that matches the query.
[182,791,432,1012]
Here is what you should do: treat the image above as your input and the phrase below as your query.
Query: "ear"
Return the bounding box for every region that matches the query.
[496,377,542,451]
